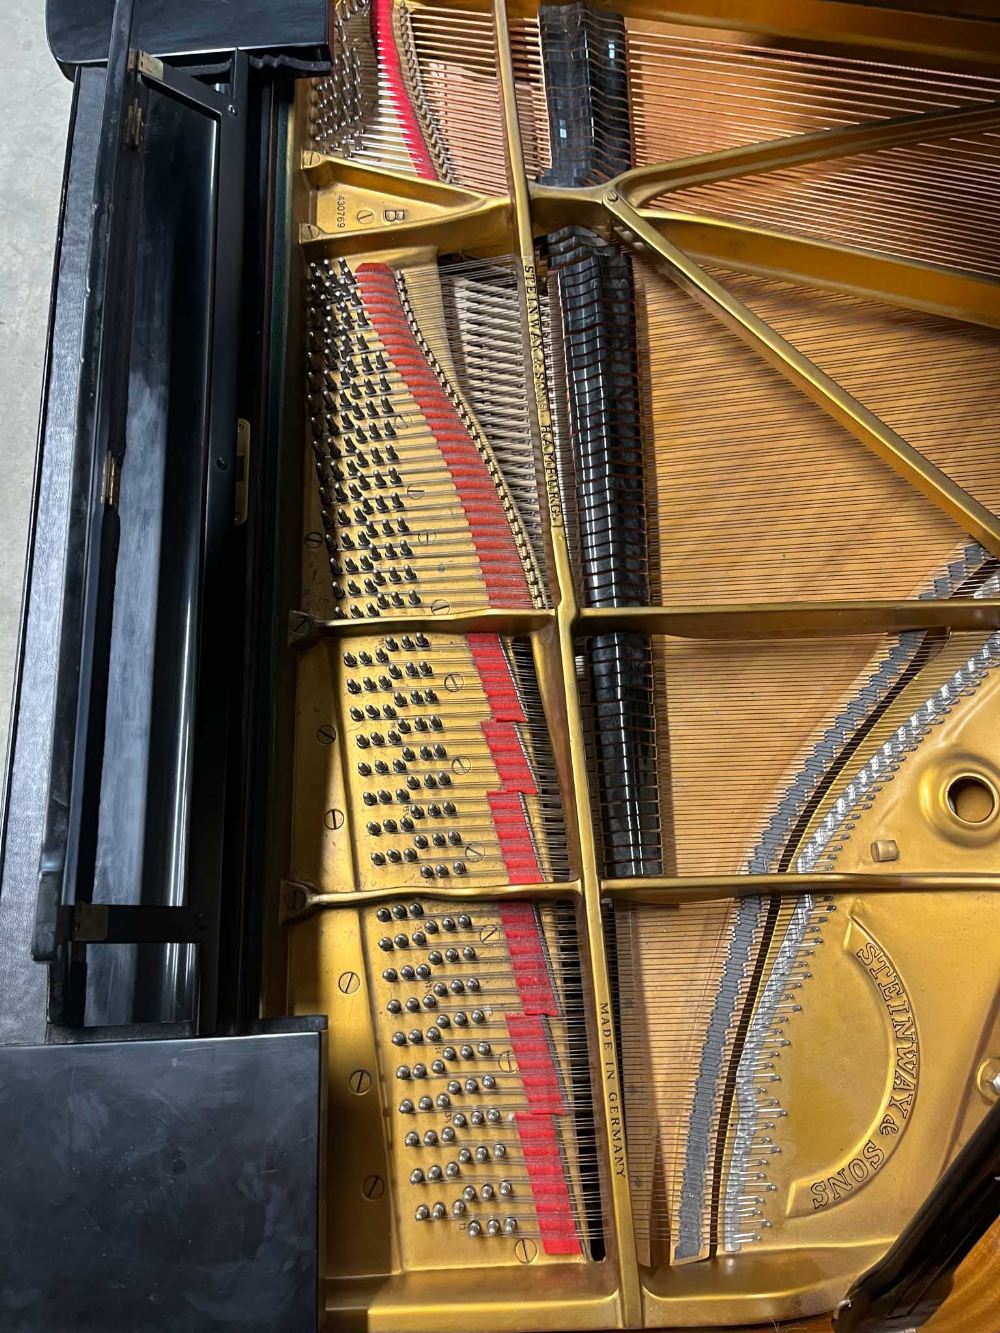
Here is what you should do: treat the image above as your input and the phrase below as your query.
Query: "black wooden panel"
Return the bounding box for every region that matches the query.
[0,1030,323,1331]
[0,67,107,1045]
[47,0,330,69]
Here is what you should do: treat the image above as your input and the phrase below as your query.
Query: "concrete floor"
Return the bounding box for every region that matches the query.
[0,8,72,765]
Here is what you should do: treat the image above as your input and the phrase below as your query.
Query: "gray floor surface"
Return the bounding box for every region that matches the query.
[0,9,73,766]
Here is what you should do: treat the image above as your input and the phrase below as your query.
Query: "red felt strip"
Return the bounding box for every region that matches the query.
[482,723,536,793]
[455,636,577,1246]
[516,1114,581,1255]
[505,1014,565,1114]
[354,266,530,609]
[488,793,542,885]
[372,0,437,179]
[499,902,557,1012]
[466,635,526,721]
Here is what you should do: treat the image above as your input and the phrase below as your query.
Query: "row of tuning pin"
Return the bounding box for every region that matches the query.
[349,655,475,878]
[375,901,538,1243]
[416,1202,518,1236]
[307,261,429,618]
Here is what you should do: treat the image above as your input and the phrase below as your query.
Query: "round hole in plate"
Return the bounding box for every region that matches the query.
[946,774,997,825]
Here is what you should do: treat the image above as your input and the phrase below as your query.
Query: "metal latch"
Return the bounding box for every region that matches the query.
[235,418,250,525]
[101,453,121,508]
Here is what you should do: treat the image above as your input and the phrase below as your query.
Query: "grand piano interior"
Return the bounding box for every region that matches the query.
[0,0,999,1329]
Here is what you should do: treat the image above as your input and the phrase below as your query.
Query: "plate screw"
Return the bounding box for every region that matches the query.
[349,1069,372,1095]
[283,885,307,916]
[977,1057,1000,1099]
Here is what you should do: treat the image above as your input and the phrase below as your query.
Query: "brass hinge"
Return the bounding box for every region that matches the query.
[101,453,121,508]
[123,97,144,149]
[136,51,164,83]
[235,418,250,525]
